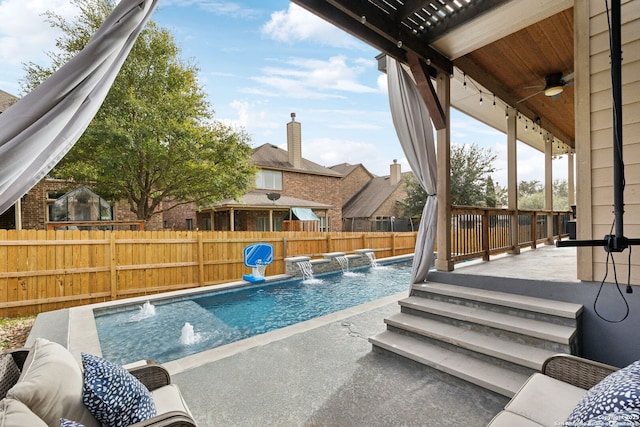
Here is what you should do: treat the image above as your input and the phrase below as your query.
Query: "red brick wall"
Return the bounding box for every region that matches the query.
[162,201,197,230]
[372,183,407,218]
[341,166,373,206]
[282,171,343,231]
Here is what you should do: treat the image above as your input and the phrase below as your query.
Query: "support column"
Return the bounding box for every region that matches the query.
[14,199,22,230]
[269,210,274,231]
[545,133,554,244]
[507,107,519,254]
[568,151,575,207]
[435,71,453,271]
[230,208,235,232]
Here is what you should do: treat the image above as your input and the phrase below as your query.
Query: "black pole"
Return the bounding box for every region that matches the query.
[608,0,627,251]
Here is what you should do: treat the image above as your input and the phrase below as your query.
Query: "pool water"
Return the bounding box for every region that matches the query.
[95,260,412,365]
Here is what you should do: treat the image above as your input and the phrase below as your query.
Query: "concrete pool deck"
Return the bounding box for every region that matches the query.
[25,246,579,426]
[171,296,507,426]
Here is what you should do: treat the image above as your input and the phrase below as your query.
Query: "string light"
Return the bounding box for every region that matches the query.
[479,91,483,105]
[493,95,496,108]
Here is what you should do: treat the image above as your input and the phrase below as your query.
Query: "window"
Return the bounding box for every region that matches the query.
[186,218,193,230]
[255,169,282,190]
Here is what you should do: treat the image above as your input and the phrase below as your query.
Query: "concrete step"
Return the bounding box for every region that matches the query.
[412,282,583,324]
[399,296,577,347]
[384,312,555,370]
[369,330,529,398]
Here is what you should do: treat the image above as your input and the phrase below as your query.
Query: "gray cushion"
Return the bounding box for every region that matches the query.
[487,410,545,426]
[504,373,586,426]
[0,398,48,427]
[6,338,100,427]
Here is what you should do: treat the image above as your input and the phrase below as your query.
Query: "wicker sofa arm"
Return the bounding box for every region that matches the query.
[129,411,197,427]
[542,354,619,390]
[5,349,29,371]
[127,363,172,391]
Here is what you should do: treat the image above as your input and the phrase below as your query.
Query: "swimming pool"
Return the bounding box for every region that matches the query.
[95,259,413,365]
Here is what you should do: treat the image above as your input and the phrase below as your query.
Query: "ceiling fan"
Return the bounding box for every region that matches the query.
[517,72,574,103]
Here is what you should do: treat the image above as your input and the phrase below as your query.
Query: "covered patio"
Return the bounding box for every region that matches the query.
[291,0,635,282]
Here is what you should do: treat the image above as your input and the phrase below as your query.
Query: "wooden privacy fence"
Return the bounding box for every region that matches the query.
[0,230,417,317]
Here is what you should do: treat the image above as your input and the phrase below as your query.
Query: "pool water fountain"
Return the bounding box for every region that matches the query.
[336,255,364,277]
[129,301,156,322]
[365,252,379,268]
[180,322,201,345]
[297,260,323,283]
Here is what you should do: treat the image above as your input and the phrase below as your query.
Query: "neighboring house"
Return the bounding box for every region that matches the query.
[0,89,17,114]
[0,178,161,230]
[334,160,413,232]
[197,114,343,231]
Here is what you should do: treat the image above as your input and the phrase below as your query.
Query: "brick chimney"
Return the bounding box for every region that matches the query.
[390,159,401,185]
[287,112,302,169]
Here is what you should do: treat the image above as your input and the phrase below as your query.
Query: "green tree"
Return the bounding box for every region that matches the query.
[450,143,497,206]
[397,173,426,218]
[517,179,569,210]
[21,0,255,221]
[485,176,497,207]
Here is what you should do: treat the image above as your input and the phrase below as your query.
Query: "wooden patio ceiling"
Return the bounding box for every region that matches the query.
[292,0,575,151]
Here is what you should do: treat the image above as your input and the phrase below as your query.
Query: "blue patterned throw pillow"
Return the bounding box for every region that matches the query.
[81,353,157,427]
[60,419,87,427]
[566,361,640,425]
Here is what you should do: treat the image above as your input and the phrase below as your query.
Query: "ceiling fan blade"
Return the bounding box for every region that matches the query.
[523,85,544,89]
[551,93,562,100]
[517,90,543,103]
[563,72,575,81]
[565,80,574,87]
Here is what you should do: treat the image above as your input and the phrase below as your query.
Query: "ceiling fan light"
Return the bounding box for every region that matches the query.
[544,85,564,97]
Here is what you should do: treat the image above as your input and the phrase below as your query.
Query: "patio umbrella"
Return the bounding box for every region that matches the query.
[0,0,158,215]
[387,57,438,285]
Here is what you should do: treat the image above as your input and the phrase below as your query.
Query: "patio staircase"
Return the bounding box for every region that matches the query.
[369,282,583,398]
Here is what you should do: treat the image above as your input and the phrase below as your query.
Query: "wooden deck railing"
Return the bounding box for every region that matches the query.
[450,206,572,262]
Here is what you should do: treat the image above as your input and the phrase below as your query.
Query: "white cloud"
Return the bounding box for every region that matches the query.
[0,0,78,65]
[262,3,361,49]
[160,0,260,18]
[248,55,378,99]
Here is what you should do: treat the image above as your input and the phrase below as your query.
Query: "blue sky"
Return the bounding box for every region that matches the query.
[0,0,566,185]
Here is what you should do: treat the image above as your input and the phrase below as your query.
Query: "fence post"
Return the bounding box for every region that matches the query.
[282,237,287,259]
[482,210,490,261]
[362,233,367,249]
[532,212,538,249]
[326,234,332,253]
[197,232,204,286]
[109,232,117,300]
[392,233,396,257]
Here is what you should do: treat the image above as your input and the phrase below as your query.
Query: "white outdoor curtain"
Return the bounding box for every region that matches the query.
[387,57,438,284]
[0,0,159,215]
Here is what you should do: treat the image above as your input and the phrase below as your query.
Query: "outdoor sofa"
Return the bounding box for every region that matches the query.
[0,338,197,426]
[488,353,640,426]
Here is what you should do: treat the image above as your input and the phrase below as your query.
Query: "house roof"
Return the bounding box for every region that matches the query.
[292,0,575,153]
[252,143,342,177]
[342,175,403,218]
[205,190,333,211]
[0,89,18,113]
[329,162,374,178]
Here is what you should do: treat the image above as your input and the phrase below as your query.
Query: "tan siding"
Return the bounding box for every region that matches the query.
[586,0,640,283]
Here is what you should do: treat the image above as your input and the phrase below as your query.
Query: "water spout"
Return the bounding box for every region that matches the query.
[336,256,349,273]
[297,260,315,280]
[180,322,201,345]
[365,252,379,268]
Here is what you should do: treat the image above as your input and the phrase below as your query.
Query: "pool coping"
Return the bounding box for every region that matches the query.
[64,254,413,375]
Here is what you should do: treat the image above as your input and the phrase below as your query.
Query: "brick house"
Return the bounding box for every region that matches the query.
[196,114,343,231]
[331,160,412,232]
